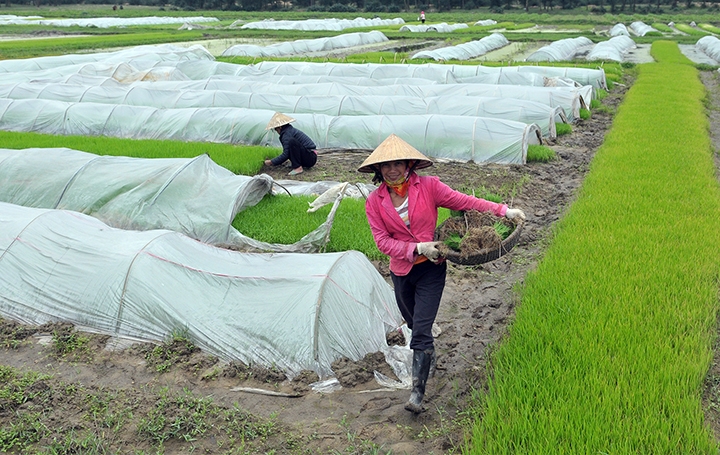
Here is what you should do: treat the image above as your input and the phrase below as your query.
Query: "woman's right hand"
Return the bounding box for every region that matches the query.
[417,242,441,262]
[264,159,272,166]
[506,208,526,221]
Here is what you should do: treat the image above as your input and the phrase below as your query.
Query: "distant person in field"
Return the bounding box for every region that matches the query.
[420,11,426,24]
[263,112,318,176]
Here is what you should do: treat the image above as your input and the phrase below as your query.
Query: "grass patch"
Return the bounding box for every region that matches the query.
[555,123,573,136]
[526,144,556,163]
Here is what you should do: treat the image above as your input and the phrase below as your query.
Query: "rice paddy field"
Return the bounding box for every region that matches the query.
[1,6,720,455]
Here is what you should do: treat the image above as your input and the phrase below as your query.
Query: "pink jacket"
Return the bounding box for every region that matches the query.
[365,172,507,276]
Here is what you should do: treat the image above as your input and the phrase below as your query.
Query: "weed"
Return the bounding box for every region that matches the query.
[0,412,49,452]
[44,430,112,455]
[335,415,389,454]
[143,327,198,373]
[51,327,91,360]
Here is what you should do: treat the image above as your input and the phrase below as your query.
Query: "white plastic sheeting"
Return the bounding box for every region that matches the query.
[0,98,539,164]
[586,35,636,62]
[243,60,607,89]
[0,148,357,254]
[450,71,577,88]
[211,74,448,85]
[474,19,497,26]
[0,81,562,137]
[0,44,214,75]
[411,33,509,61]
[0,15,219,28]
[399,22,469,33]
[696,36,720,63]
[0,45,591,161]
[610,23,630,37]
[220,31,388,57]
[169,78,588,121]
[0,201,402,380]
[239,17,404,31]
[526,37,594,62]
[0,43,607,89]
[629,21,658,37]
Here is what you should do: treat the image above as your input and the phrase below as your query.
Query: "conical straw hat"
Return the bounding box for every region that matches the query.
[265,112,296,130]
[358,134,433,173]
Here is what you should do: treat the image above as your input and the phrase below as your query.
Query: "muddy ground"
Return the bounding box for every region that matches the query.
[8,68,720,454]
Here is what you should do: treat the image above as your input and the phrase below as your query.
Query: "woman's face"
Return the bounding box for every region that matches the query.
[379,160,408,183]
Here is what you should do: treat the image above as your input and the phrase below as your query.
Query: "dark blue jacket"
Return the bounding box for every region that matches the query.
[271,125,317,166]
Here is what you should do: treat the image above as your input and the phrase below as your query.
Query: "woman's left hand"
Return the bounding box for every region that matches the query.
[506,208,526,221]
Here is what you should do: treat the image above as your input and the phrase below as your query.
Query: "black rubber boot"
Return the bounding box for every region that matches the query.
[405,348,433,414]
[428,349,437,379]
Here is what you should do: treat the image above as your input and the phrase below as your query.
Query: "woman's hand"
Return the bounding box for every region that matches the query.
[417,242,442,262]
[264,159,272,166]
[505,208,526,221]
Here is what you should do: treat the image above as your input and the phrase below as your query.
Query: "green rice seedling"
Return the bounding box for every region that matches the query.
[579,108,591,120]
[503,23,537,30]
[233,194,334,245]
[493,221,511,240]
[651,23,673,33]
[594,89,608,102]
[232,195,454,261]
[444,233,463,251]
[675,23,710,36]
[526,145,556,163]
[590,98,602,109]
[467,41,720,454]
[0,131,269,176]
[555,123,573,136]
[699,23,720,34]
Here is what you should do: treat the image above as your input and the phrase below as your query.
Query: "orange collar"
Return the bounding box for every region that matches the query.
[387,180,410,198]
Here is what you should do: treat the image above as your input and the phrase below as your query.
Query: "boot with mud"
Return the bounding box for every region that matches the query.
[405,348,433,414]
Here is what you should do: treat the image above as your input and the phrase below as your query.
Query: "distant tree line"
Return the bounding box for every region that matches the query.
[10,0,718,14]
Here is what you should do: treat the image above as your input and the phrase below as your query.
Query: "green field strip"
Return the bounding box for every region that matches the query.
[466,41,720,454]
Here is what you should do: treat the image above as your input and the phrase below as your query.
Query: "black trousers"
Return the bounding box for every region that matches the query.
[285,137,317,169]
[391,260,446,351]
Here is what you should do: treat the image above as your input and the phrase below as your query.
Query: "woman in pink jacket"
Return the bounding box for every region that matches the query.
[359,134,525,414]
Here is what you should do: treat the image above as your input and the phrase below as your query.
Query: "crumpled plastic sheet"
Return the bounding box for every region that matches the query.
[310,324,416,393]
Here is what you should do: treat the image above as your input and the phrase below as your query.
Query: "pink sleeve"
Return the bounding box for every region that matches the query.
[365,194,417,263]
[431,177,507,216]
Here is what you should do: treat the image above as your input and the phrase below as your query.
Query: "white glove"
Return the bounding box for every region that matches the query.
[417,242,441,262]
[505,208,526,221]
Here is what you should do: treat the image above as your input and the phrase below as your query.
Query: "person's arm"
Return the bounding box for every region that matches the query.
[366,196,417,263]
[270,138,290,166]
[432,177,507,217]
